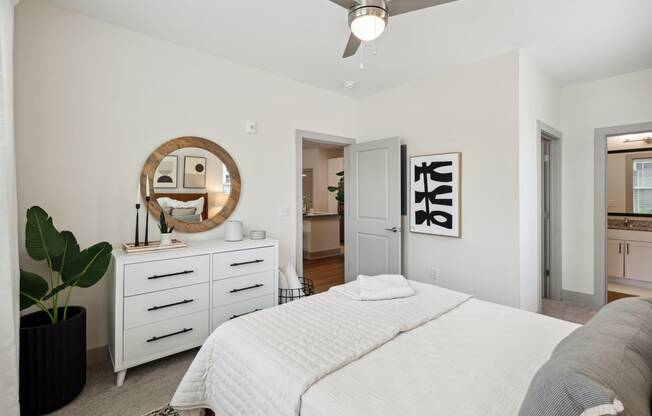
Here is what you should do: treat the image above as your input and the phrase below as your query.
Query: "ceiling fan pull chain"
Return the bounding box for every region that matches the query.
[360,42,365,71]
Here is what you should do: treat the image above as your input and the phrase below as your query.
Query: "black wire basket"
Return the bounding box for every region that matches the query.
[279,277,315,304]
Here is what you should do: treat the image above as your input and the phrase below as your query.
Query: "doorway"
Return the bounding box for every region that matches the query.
[602,127,652,303]
[302,139,346,293]
[539,123,562,304]
[595,121,652,308]
[294,131,403,292]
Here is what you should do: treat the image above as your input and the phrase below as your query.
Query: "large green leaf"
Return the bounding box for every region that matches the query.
[66,242,112,288]
[19,269,48,310]
[42,281,72,301]
[51,231,80,277]
[25,206,65,262]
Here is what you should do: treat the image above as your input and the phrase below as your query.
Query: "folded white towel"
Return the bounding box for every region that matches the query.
[331,274,415,301]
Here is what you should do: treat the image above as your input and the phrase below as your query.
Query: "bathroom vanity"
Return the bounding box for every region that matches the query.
[607,220,652,282]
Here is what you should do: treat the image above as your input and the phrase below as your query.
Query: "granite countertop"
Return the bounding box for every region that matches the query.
[303,212,340,218]
[608,217,652,232]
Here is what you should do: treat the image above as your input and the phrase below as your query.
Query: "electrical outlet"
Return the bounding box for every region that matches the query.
[430,267,439,282]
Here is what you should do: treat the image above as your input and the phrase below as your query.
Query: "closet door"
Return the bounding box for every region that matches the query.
[625,241,652,282]
[607,239,624,278]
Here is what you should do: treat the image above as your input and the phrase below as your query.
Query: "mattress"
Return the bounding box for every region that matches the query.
[300,299,579,416]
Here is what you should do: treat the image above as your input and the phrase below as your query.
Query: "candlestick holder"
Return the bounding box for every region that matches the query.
[134,203,141,247]
[144,196,151,246]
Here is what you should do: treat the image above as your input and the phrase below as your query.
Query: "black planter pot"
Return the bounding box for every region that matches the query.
[20,307,86,416]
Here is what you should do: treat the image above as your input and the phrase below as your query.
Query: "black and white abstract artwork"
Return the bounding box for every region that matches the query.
[409,152,460,237]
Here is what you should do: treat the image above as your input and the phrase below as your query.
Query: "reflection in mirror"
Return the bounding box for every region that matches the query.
[153,147,232,224]
[607,131,652,216]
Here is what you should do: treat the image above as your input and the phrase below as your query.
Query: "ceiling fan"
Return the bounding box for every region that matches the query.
[329,0,458,58]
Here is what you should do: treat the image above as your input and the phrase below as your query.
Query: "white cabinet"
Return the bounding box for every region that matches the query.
[607,230,652,283]
[625,241,652,283]
[607,239,625,278]
[109,239,279,387]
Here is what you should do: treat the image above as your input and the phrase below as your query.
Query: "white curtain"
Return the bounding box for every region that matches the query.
[0,0,20,414]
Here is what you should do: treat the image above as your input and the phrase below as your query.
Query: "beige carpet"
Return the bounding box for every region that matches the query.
[541,298,598,324]
[48,300,597,415]
[48,349,196,416]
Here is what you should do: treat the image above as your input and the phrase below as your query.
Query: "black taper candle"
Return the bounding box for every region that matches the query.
[134,203,141,247]
[144,196,151,246]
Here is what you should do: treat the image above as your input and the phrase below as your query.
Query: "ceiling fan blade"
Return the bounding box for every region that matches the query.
[342,33,362,58]
[386,0,457,16]
[329,0,359,9]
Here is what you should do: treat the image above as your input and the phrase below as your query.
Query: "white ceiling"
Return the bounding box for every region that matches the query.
[46,0,652,97]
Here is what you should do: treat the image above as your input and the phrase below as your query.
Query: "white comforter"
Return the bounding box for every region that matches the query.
[301,299,579,416]
[170,282,471,416]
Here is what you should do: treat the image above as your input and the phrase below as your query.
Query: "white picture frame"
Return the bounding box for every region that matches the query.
[409,152,461,237]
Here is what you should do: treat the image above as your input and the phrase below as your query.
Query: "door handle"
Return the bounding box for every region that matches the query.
[619,243,622,254]
[385,227,399,233]
[626,243,630,255]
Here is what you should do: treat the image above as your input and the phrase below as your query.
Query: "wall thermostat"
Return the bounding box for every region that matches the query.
[245,121,257,135]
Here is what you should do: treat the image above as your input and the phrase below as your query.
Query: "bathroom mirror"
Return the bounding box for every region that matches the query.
[607,133,652,217]
[141,137,241,232]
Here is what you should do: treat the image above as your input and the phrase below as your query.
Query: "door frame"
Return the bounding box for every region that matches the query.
[294,130,355,276]
[594,121,652,308]
[538,122,563,307]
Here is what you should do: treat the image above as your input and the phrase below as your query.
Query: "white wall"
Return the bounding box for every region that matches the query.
[561,67,652,295]
[357,51,522,307]
[14,0,356,349]
[0,0,20,413]
[517,51,561,311]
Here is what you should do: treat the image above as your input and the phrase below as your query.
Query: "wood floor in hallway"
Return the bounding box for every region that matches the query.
[303,254,344,293]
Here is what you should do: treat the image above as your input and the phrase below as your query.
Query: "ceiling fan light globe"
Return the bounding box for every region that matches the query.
[351,14,386,41]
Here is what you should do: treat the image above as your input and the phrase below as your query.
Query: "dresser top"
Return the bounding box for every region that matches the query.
[112,238,279,264]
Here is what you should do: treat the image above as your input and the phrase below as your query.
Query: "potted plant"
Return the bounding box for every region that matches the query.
[19,206,112,415]
[328,170,345,242]
[159,210,175,246]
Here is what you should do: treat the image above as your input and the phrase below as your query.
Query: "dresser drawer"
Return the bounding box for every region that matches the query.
[212,295,275,330]
[123,311,208,364]
[213,247,275,280]
[124,255,209,297]
[213,270,275,306]
[123,283,209,330]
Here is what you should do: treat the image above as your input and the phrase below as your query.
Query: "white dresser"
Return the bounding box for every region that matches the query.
[109,238,279,386]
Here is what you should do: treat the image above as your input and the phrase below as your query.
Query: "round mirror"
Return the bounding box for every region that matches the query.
[141,137,241,233]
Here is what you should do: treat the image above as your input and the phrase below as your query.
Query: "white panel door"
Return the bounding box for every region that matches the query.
[625,240,652,282]
[346,137,401,281]
[607,239,624,278]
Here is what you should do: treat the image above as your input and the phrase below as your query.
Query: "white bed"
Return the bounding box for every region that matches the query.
[171,282,578,416]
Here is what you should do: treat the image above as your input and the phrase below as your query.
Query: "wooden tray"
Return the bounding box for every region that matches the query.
[122,239,187,254]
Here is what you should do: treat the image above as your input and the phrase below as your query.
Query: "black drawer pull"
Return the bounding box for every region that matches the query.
[230,259,264,267]
[230,283,263,293]
[147,270,194,280]
[230,309,261,320]
[146,328,193,343]
[147,299,194,311]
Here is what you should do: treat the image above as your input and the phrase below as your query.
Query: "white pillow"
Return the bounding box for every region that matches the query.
[283,262,304,294]
[156,197,204,217]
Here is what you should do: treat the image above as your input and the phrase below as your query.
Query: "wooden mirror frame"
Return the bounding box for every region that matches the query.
[140,136,241,233]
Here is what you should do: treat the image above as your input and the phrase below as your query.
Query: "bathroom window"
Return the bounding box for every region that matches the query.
[633,158,652,214]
